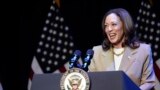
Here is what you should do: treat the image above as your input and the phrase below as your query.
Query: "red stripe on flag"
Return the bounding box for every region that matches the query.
[29,68,34,80]
[154,62,160,81]
[59,65,67,73]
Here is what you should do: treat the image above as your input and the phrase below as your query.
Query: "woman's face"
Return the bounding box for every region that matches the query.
[104,13,124,47]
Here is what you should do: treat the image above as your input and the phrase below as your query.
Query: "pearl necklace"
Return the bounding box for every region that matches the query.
[113,48,125,56]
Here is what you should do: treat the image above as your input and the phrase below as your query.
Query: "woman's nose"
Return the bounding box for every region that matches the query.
[108,25,112,32]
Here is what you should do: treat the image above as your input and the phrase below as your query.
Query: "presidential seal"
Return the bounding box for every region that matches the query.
[60,68,90,90]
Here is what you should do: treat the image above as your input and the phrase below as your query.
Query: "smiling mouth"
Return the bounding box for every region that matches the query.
[109,33,116,39]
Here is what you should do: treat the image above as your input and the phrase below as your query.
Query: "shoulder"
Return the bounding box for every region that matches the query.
[92,45,104,54]
[138,43,152,55]
[92,45,103,51]
[139,43,151,50]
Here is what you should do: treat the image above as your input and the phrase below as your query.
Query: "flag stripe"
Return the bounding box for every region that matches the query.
[28,0,75,89]
[29,68,34,80]
[58,65,67,73]
[156,59,160,69]
[31,56,43,74]
[135,0,160,88]
[155,59,160,81]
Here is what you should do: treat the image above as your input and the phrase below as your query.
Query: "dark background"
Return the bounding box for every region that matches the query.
[1,0,159,90]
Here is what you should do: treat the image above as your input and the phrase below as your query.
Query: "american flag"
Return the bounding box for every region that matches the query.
[28,0,75,89]
[135,0,160,89]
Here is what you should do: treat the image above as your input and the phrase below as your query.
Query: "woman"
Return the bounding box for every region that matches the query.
[88,8,156,90]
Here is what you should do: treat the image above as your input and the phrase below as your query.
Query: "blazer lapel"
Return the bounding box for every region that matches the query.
[119,46,137,72]
[102,48,115,71]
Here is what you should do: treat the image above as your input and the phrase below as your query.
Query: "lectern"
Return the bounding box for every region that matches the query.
[31,71,140,90]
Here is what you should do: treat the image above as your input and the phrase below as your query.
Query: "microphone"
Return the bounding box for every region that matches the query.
[82,49,94,71]
[69,50,82,69]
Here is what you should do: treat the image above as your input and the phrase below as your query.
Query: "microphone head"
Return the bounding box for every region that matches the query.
[86,49,94,55]
[81,49,94,71]
[74,50,82,56]
[69,50,82,69]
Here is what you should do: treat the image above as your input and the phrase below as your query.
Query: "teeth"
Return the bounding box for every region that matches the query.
[109,33,116,38]
[109,33,116,36]
[110,33,115,35]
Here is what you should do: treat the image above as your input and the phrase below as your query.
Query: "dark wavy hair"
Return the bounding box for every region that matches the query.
[101,8,140,51]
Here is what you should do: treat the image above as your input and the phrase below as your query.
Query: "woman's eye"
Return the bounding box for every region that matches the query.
[104,25,108,27]
[112,23,116,26]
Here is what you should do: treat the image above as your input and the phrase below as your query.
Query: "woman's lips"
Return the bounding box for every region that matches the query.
[109,33,116,39]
